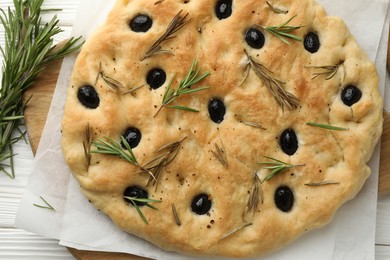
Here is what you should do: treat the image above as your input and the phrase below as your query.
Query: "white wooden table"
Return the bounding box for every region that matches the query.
[0,0,389,259]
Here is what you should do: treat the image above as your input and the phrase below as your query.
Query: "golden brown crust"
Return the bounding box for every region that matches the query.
[61,0,383,257]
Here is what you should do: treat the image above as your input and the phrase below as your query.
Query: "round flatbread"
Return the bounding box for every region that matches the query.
[61,0,383,257]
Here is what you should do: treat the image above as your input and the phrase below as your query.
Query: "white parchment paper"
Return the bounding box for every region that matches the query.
[16,0,390,259]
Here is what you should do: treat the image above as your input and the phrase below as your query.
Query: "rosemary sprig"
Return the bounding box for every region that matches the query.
[101,73,126,92]
[124,196,161,224]
[305,181,340,186]
[246,53,299,110]
[91,136,185,187]
[211,141,228,168]
[91,136,139,166]
[154,60,210,117]
[144,137,186,188]
[306,64,342,80]
[172,203,181,226]
[83,123,93,166]
[97,63,144,95]
[263,15,303,44]
[33,196,55,211]
[246,172,263,215]
[141,10,189,61]
[306,122,349,131]
[258,156,304,183]
[0,0,82,178]
[0,140,17,178]
[266,1,288,14]
[91,136,157,180]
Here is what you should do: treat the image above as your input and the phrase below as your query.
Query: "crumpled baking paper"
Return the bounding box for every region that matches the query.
[16,0,389,259]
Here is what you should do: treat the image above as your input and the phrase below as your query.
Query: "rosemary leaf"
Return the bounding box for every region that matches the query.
[306,122,349,131]
[124,196,161,224]
[0,0,82,178]
[305,181,340,186]
[154,60,210,117]
[145,137,186,188]
[266,1,288,14]
[306,63,343,80]
[122,85,144,95]
[154,0,165,5]
[141,10,189,61]
[240,121,266,130]
[83,123,93,166]
[0,145,14,178]
[127,197,162,204]
[219,223,253,242]
[41,8,62,13]
[172,204,181,226]
[246,173,263,215]
[263,15,303,44]
[101,74,126,92]
[258,156,304,183]
[167,105,199,112]
[246,53,299,110]
[211,141,228,168]
[33,196,55,211]
[98,62,143,95]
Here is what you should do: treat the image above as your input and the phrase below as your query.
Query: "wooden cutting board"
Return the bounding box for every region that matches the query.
[22,57,390,259]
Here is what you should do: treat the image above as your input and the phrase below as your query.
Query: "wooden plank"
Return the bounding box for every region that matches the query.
[0,0,79,26]
[0,228,73,259]
[376,199,390,245]
[379,112,390,194]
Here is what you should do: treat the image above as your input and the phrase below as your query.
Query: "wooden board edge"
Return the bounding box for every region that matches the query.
[379,110,390,195]
[67,248,149,260]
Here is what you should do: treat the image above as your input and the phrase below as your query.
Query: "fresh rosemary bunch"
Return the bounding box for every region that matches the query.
[0,0,82,178]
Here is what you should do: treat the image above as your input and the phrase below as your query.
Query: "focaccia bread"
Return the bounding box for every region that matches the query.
[61,0,383,257]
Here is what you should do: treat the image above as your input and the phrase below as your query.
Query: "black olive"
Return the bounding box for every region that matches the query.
[208,98,226,124]
[215,0,233,20]
[304,32,320,53]
[341,85,362,106]
[245,28,265,49]
[129,14,153,32]
[280,129,298,156]
[146,68,166,89]
[191,193,212,215]
[121,127,141,149]
[275,186,294,212]
[77,85,100,109]
[124,186,148,206]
